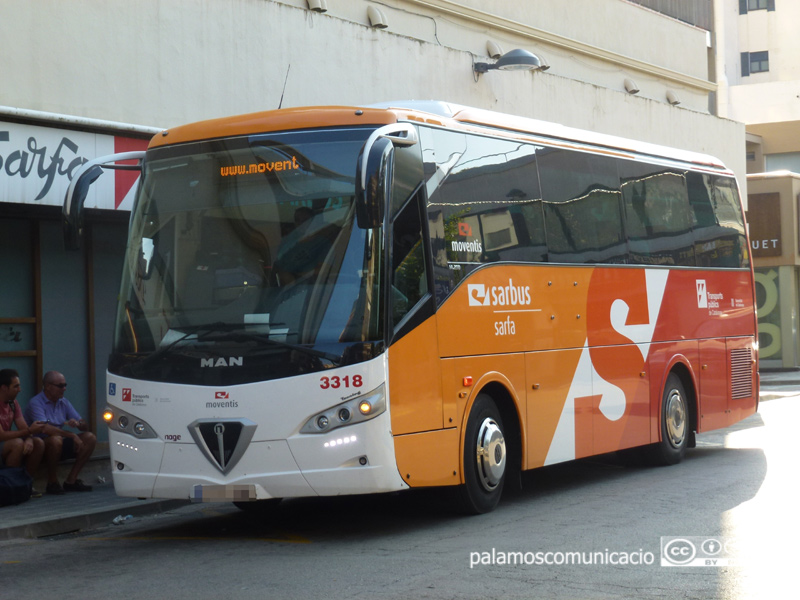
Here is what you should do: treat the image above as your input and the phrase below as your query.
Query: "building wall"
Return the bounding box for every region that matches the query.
[1,0,746,187]
[717,0,800,172]
[747,172,800,368]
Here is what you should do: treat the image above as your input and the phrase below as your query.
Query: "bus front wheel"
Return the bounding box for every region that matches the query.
[455,394,507,514]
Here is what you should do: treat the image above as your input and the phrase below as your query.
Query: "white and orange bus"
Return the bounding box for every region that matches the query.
[64,101,758,514]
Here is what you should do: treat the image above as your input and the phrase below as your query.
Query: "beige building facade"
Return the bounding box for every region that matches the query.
[716,0,800,367]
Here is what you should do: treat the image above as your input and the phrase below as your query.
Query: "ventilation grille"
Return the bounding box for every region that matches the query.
[730,347,754,400]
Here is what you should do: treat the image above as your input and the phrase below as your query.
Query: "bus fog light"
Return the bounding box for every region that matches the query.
[117,462,125,471]
[359,456,368,466]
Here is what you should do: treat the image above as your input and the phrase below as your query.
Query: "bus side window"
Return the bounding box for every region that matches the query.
[538,148,626,264]
[422,127,545,304]
[687,172,747,268]
[391,193,428,327]
[710,176,749,268]
[619,162,694,266]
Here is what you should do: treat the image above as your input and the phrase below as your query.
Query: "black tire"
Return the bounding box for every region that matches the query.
[649,373,689,466]
[234,498,282,514]
[454,394,507,514]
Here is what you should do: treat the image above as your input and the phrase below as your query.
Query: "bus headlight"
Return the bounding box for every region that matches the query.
[300,384,386,434]
[103,406,158,439]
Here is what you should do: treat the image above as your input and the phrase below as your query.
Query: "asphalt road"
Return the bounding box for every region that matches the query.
[2,397,796,600]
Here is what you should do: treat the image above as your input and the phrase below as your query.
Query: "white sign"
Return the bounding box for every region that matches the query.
[0,121,147,210]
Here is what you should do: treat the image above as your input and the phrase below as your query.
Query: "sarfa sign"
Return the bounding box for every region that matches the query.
[0,121,149,210]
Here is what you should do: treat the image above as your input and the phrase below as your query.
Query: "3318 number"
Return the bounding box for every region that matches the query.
[320,375,363,389]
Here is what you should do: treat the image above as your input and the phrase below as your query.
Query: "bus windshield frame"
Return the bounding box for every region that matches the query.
[109,126,387,385]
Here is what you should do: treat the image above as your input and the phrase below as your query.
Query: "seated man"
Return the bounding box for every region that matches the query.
[24,371,96,494]
[0,368,45,480]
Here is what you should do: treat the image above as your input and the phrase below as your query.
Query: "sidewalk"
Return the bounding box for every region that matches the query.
[0,458,187,541]
[759,368,800,401]
[2,370,798,541]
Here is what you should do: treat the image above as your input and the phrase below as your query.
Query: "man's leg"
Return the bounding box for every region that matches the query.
[43,435,64,492]
[65,432,96,485]
[1,438,24,468]
[25,436,45,478]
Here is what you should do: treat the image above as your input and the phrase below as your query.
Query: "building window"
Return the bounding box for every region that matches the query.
[741,51,769,76]
[750,51,769,73]
[740,0,775,13]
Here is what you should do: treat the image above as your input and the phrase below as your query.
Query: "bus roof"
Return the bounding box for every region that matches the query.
[149,100,730,174]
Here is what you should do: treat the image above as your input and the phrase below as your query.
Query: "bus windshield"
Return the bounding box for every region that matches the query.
[110,127,385,385]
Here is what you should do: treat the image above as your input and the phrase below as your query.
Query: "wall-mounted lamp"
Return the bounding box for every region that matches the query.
[307,0,327,12]
[538,56,550,71]
[666,90,681,105]
[624,78,640,94]
[474,49,546,74]
[486,41,504,60]
[368,5,388,29]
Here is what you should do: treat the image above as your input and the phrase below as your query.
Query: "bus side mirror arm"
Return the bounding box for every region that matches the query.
[355,124,418,229]
[63,151,146,250]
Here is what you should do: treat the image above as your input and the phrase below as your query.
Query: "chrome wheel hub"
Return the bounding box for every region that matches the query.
[665,389,687,448]
[475,417,506,491]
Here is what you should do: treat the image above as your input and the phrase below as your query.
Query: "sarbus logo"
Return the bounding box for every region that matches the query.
[468,279,532,307]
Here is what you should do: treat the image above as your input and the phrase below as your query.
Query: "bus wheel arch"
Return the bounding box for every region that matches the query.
[455,382,522,514]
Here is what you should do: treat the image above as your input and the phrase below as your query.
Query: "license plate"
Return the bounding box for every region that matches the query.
[191,484,257,502]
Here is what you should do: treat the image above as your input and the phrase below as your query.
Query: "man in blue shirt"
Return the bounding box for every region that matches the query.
[25,371,96,494]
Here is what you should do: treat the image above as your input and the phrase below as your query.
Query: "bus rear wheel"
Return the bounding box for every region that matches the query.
[455,394,507,514]
[649,373,689,466]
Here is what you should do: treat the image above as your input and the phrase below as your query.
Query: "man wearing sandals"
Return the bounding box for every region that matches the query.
[24,371,96,495]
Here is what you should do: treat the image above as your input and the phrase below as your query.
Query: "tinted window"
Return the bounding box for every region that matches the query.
[688,173,749,268]
[391,192,428,327]
[618,161,694,266]
[537,149,626,264]
[421,128,544,303]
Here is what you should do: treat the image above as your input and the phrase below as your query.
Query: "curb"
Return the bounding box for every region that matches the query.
[0,498,189,541]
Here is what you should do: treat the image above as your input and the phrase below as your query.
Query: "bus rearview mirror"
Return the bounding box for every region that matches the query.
[356,136,393,229]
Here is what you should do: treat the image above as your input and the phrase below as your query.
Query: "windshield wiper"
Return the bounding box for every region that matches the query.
[227,331,341,366]
[132,322,341,371]
[129,322,234,372]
